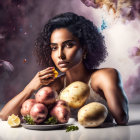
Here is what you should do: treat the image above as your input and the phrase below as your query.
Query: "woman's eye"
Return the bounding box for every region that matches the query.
[51,46,57,50]
[65,42,74,48]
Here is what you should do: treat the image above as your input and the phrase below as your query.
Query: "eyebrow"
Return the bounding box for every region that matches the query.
[50,40,76,46]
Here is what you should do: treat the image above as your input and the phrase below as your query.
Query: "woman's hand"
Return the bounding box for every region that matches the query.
[0,67,57,121]
[26,67,56,91]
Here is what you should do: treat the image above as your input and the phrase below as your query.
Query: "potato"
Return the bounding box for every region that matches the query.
[30,103,48,124]
[78,102,108,127]
[35,86,57,105]
[20,99,36,116]
[59,81,90,109]
[50,100,70,123]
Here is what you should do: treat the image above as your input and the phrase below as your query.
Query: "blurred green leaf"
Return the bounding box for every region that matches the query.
[23,115,35,125]
[66,125,79,132]
[44,116,58,125]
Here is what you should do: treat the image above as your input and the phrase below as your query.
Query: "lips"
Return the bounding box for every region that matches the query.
[58,61,69,68]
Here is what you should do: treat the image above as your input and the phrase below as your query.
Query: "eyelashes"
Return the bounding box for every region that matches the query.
[50,41,76,51]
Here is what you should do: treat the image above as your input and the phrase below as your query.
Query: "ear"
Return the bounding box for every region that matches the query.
[82,47,87,55]
[82,47,87,59]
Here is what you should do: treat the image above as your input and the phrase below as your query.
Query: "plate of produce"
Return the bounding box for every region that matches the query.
[21,123,72,130]
[21,114,73,130]
[20,86,72,130]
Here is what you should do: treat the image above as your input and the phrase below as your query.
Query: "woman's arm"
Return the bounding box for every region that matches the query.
[0,67,55,121]
[0,86,34,120]
[91,68,129,125]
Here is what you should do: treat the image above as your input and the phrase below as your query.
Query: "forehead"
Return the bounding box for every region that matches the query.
[50,28,76,43]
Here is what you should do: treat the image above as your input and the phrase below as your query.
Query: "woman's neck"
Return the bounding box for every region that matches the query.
[65,62,92,86]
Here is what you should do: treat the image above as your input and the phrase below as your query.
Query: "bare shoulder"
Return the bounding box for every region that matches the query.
[92,68,120,78]
[90,68,121,91]
[48,74,65,93]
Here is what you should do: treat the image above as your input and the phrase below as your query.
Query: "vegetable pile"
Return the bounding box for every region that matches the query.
[60,81,108,127]
[21,86,70,125]
[21,81,108,128]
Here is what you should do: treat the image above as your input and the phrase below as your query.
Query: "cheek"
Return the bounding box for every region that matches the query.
[51,52,57,65]
[68,49,83,65]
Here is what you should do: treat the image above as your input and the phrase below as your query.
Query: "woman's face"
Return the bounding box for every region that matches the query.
[50,28,83,72]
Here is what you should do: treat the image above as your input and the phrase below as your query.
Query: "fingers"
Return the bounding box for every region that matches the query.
[39,70,54,77]
[41,78,54,85]
[38,67,57,86]
[40,73,55,80]
[41,67,54,73]
[38,67,54,77]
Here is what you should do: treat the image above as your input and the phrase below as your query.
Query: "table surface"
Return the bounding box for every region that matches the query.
[0,104,140,140]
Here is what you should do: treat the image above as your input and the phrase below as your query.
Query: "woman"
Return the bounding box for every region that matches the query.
[0,12,129,125]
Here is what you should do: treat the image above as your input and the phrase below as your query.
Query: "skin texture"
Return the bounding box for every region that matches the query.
[50,28,83,73]
[0,28,128,125]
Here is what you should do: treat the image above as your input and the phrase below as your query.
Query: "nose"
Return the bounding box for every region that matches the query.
[58,47,66,60]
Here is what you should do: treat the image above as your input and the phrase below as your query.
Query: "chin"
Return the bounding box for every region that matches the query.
[58,67,68,73]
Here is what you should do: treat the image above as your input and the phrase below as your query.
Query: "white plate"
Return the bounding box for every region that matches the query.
[21,123,72,130]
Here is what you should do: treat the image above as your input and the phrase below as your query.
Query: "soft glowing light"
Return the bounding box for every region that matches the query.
[81,0,140,21]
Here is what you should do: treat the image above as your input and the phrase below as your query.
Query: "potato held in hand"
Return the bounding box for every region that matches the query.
[20,99,36,116]
[60,81,90,108]
[30,103,48,124]
[50,100,70,123]
[78,102,108,127]
[35,86,57,105]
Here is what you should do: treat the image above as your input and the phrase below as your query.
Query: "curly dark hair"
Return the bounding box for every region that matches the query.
[34,12,108,70]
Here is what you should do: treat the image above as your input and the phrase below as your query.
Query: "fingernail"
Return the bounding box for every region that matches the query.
[51,67,55,70]
[51,79,54,81]
[47,67,54,70]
